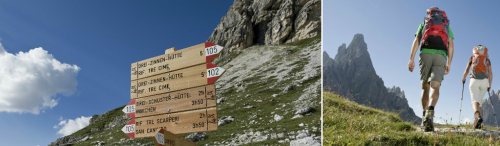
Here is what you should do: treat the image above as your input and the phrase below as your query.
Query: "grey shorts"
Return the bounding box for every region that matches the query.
[419,53,447,84]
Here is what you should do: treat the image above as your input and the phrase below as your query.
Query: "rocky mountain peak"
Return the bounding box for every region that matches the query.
[208,0,321,52]
[323,34,420,124]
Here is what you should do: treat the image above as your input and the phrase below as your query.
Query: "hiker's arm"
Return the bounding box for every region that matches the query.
[462,62,471,83]
[408,34,422,72]
[445,37,454,75]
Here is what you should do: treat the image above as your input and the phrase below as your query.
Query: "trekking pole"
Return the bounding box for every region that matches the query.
[488,91,499,128]
[458,83,464,128]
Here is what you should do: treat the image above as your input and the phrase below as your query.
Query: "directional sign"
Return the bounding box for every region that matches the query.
[152,128,197,146]
[126,85,216,118]
[123,99,136,118]
[122,119,135,139]
[131,42,224,81]
[123,107,217,139]
[131,63,225,99]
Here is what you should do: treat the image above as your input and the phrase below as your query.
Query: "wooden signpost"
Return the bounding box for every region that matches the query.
[123,42,224,141]
[125,84,216,118]
[131,42,223,81]
[130,63,224,99]
[152,128,197,146]
[123,107,217,138]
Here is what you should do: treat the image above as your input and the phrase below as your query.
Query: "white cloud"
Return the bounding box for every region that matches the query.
[0,43,80,114]
[55,116,91,136]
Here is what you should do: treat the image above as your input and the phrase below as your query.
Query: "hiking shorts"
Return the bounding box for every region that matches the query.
[419,53,446,84]
[469,78,488,107]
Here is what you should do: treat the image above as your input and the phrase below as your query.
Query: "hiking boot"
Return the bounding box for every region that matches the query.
[423,110,434,132]
[474,112,483,129]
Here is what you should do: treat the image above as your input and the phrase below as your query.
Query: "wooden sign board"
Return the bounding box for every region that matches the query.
[130,63,224,99]
[153,128,197,146]
[123,107,218,139]
[131,42,223,81]
[124,84,216,118]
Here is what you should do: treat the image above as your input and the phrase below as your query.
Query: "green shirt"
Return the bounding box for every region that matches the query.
[416,22,454,58]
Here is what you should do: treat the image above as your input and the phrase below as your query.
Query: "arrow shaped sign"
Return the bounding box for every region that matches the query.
[131,63,225,99]
[131,42,224,81]
[122,99,136,118]
[122,119,135,139]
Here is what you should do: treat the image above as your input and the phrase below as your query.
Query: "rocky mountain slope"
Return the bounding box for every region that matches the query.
[481,90,500,127]
[323,34,421,124]
[208,0,321,53]
[48,36,321,146]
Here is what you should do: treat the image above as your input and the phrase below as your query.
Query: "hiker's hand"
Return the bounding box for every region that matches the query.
[488,87,491,92]
[408,60,415,72]
[445,64,450,75]
[462,79,466,84]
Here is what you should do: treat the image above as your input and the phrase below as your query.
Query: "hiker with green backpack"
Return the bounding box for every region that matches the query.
[408,7,454,132]
[462,45,493,129]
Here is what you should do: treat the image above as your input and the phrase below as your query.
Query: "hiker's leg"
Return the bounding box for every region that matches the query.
[428,54,446,107]
[470,78,481,113]
[429,81,441,106]
[421,83,430,111]
[472,102,481,114]
[419,54,432,112]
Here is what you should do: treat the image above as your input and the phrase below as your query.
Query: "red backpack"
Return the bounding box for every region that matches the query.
[421,9,450,53]
[470,45,490,79]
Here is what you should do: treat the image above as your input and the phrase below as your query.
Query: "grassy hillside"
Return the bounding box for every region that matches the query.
[323,91,493,145]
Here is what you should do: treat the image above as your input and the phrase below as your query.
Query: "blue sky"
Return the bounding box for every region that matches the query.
[0,1,233,145]
[325,1,500,125]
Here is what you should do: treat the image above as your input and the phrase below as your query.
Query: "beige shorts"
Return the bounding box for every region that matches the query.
[469,78,488,107]
[419,53,446,84]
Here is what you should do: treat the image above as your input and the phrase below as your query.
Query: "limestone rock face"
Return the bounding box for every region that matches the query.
[323,34,421,124]
[481,90,500,127]
[208,0,321,52]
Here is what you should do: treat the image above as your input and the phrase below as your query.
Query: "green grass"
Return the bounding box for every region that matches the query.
[323,91,494,146]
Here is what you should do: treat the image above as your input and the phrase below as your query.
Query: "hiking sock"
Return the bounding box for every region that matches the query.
[428,106,434,111]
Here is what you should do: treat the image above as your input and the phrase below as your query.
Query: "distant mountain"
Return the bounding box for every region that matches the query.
[323,34,421,124]
[481,90,500,127]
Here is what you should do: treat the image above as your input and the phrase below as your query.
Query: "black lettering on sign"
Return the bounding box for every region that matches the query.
[131,85,136,90]
[137,70,145,75]
[138,62,147,68]
[207,95,216,100]
[199,113,206,119]
[206,46,218,56]
[206,91,214,96]
[201,72,205,77]
[136,107,156,114]
[208,118,217,124]
[168,73,183,80]
[137,89,145,94]
[138,81,148,87]
[208,114,215,118]
[147,119,154,125]
[167,52,182,60]
[148,67,156,73]
[158,64,169,70]
[150,77,166,84]
[136,129,144,134]
[136,101,146,106]
[159,84,169,90]
[192,122,205,128]
[149,86,156,92]
[198,90,205,96]
[149,57,165,66]
[136,121,143,126]
[207,68,219,77]
[192,99,203,106]
[157,116,180,124]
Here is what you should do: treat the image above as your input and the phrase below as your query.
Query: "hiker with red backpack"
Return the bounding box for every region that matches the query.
[408,7,454,132]
[462,45,493,129]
